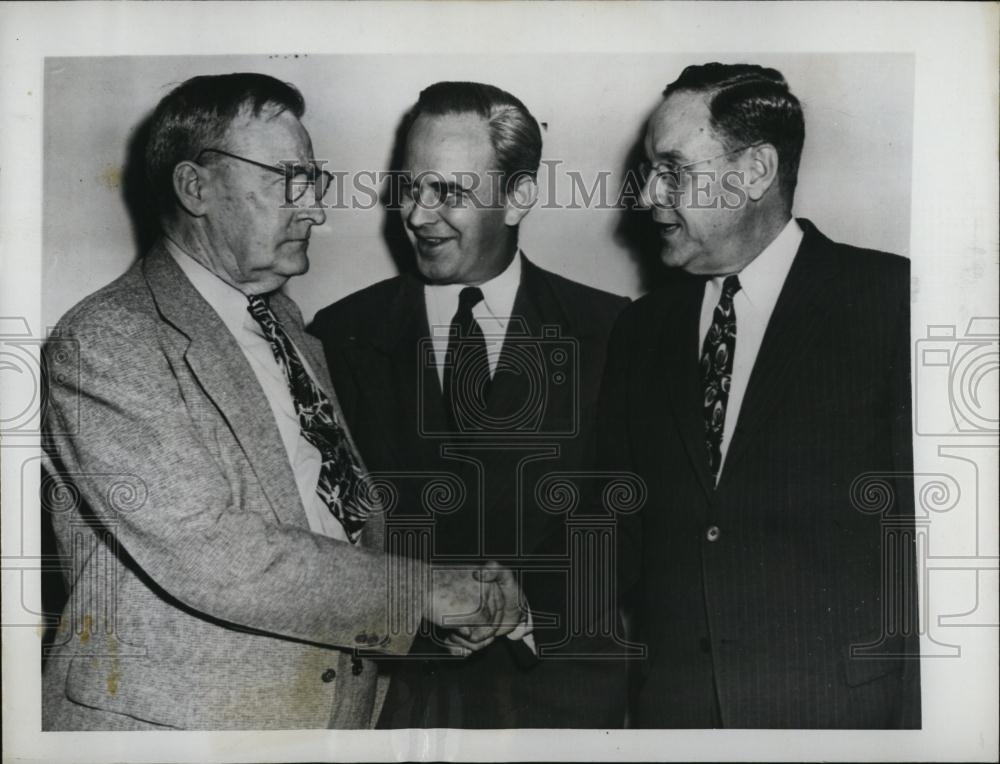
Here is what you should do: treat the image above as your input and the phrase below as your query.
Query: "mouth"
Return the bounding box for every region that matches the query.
[414,234,454,253]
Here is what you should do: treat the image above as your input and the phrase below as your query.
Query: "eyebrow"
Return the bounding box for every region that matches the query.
[651,149,690,166]
[402,178,472,194]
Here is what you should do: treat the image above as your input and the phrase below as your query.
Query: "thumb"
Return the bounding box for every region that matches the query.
[473,560,503,583]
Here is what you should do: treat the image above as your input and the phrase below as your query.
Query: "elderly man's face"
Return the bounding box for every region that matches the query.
[401,112,514,286]
[202,108,326,294]
[643,90,752,275]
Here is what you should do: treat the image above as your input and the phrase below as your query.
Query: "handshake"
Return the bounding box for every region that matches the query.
[423,561,533,657]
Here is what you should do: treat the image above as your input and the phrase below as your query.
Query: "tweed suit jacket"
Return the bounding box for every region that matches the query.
[601,220,921,728]
[311,254,631,728]
[42,242,417,730]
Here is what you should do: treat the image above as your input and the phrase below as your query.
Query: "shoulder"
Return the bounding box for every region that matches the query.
[526,259,630,335]
[798,218,909,290]
[52,261,157,344]
[310,275,409,341]
[611,273,693,339]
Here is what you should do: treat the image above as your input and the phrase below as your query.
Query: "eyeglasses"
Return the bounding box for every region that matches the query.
[637,143,759,205]
[195,148,334,205]
[396,174,479,211]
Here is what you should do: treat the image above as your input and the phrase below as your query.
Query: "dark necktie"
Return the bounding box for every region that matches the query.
[247,294,371,543]
[701,275,741,483]
[442,286,492,430]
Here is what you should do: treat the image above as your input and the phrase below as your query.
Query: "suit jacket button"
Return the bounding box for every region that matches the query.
[321,668,337,683]
[354,633,368,644]
[706,525,720,542]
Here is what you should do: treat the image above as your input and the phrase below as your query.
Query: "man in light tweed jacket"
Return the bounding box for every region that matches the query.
[41,72,528,730]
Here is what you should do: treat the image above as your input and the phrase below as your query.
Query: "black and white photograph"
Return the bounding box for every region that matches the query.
[1,2,997,762]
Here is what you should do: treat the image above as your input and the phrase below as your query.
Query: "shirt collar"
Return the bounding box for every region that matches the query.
[425,249,523,327]
[164,237,262,342]
[727,218,803,311]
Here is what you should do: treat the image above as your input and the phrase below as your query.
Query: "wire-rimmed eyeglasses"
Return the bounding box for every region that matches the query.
[195,148,334,205]
[637,143,760,205]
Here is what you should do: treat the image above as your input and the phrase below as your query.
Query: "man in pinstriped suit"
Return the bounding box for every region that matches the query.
[601,63,920,728]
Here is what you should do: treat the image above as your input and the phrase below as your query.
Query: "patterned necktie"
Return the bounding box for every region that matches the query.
[701,275,742,483]
[247,294,371,543]
[442,286,492,431]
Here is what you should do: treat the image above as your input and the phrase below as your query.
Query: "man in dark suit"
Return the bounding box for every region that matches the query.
[601,63,921,728]
[311,81,631,727]
[42,73,524,730]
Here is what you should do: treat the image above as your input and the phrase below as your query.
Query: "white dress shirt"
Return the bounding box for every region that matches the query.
[424,251,522,388]
[698,218,803,479]
[166,239,348,541]
[423,249,535,651]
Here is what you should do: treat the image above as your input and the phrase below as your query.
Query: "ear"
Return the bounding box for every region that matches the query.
[744,143,780,202]
[172,161,210,217]
[504,174,538,226]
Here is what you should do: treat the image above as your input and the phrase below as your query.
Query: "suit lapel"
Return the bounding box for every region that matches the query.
[480,258,565,551]
[651,276,716,501]
[370,276,444,471]
[142,244,308,530]
[486,260,545,429]
[721,220,840,481]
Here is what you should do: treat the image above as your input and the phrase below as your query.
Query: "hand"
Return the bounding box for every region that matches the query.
[474,561,530,640]
[440,563,532,657]
[424,566,501,647]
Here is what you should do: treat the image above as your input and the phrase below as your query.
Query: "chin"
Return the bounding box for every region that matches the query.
[280,250,310,276]
[415,256,458,284]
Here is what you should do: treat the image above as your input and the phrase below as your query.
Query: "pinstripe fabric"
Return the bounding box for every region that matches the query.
[603,220,920,728]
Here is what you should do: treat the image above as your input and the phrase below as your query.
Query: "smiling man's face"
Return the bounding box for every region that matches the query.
[643,90,753,275]
[401,112,515,286]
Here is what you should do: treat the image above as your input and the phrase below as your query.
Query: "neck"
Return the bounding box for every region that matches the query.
[726,207,792,274]
[163,225,218,276]
[464,240,518,287]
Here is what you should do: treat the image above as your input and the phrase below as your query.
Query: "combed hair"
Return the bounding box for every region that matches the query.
[408,81,542,190]
[663,63,805,203]
[144,72,305,217]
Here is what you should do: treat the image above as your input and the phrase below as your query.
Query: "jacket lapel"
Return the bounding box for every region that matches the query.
[651,276,716,501]
[480,257,570,552]
[368,275,443,471]
[720,219,840,482]
[142,244,309,530]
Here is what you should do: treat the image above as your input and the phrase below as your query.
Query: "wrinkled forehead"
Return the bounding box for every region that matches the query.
[222,103,314,161]
[403,112,498,176]
[644,90,721,162]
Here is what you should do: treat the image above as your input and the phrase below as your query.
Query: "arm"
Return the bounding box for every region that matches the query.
[44,312,504,655]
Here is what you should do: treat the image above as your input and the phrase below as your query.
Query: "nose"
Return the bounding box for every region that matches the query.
[404,196,438,229]
[298,201,327,227]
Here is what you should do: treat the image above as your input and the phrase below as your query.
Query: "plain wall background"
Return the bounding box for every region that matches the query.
[42,53,913,326]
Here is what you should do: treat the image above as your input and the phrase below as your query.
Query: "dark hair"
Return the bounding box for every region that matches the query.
[663,63,805,203]
[144,72,305,217]
[407,81,542,191]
